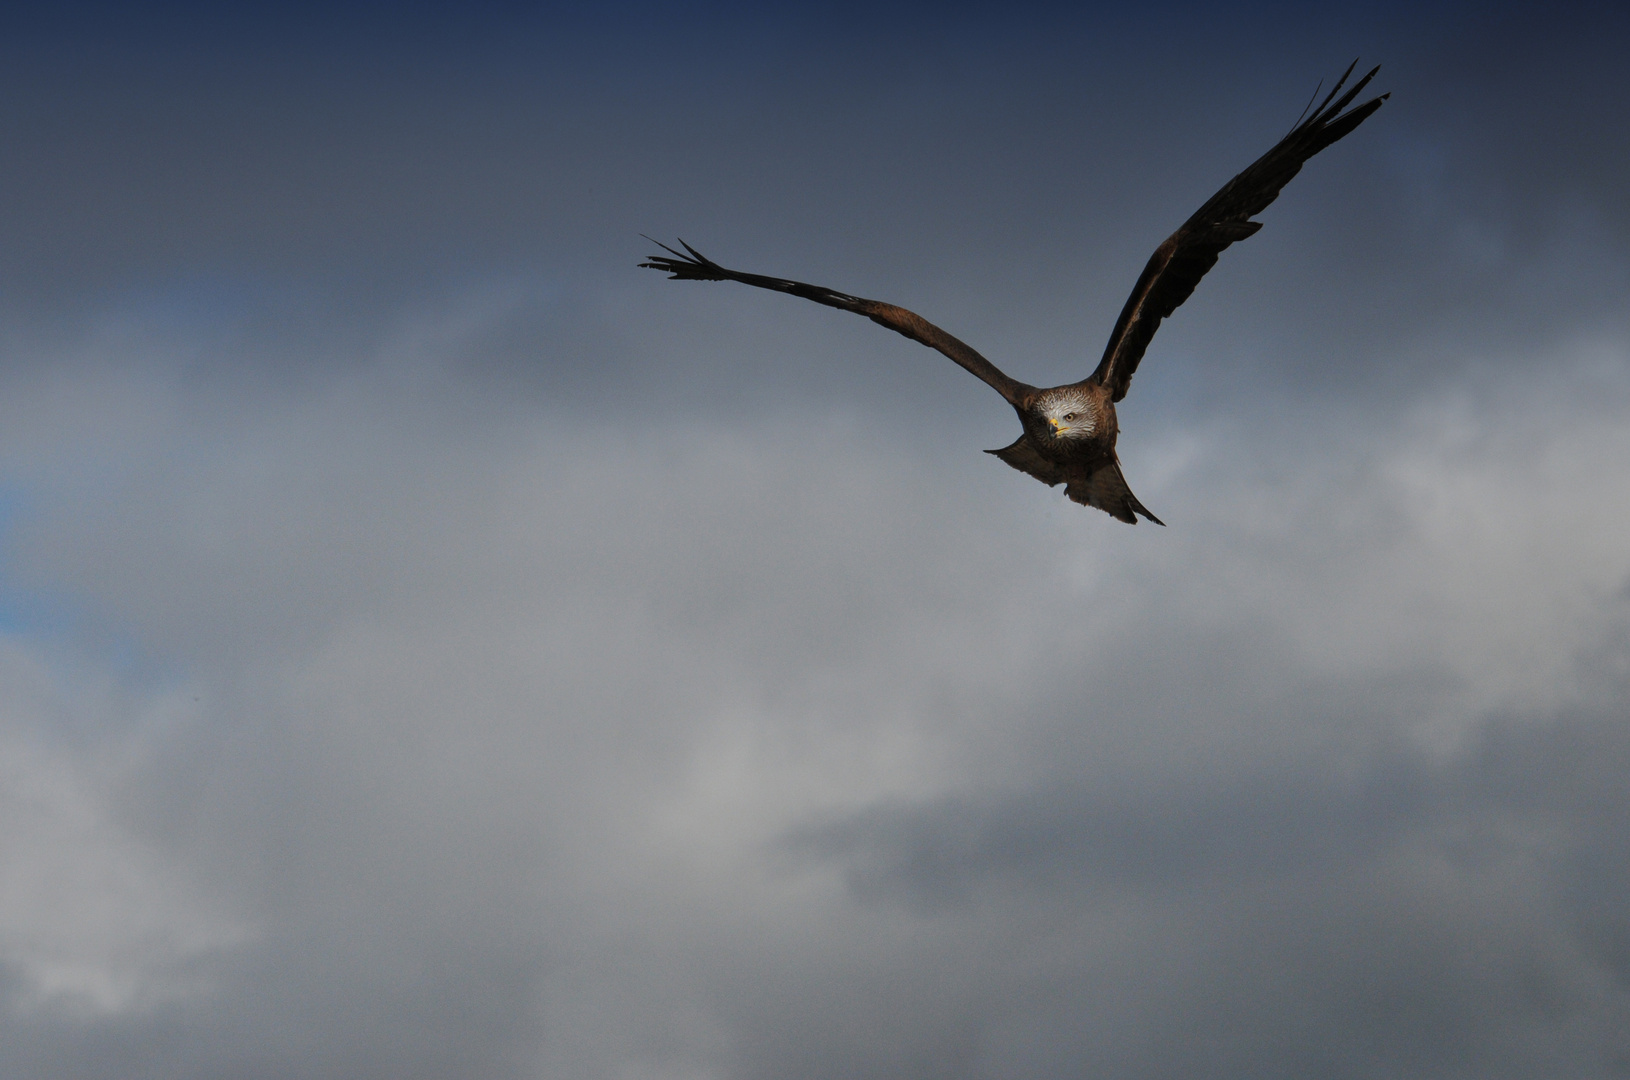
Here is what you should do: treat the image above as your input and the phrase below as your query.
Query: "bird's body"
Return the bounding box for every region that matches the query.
[988,381,1156,524]
[643,63,1387,524]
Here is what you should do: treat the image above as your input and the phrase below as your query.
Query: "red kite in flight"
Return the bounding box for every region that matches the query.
[644,63,1387,523]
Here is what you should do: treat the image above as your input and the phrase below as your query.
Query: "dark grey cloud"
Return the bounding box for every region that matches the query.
[777,694,1630,1080]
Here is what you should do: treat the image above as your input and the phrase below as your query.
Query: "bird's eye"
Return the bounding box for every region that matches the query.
[1063,412,1077,421]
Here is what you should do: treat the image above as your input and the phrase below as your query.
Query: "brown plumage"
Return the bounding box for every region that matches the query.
[642,63,1387,524]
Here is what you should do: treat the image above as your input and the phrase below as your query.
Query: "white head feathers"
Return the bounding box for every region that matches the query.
[1036,387,1097,439]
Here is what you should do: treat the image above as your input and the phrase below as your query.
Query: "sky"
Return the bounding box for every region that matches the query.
[0,2,1628,1077]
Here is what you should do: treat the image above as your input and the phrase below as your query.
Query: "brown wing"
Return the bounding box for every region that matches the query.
[986,435,1066,487]
[640,240,1035,407]
[1090,61,1388,402]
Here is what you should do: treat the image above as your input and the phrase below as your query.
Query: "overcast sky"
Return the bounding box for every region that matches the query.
[1,3,1628,1078]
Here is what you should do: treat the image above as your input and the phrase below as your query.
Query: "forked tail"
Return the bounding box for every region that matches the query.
[1064,459,1164,525]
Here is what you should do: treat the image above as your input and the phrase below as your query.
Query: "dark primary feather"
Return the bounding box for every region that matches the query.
[639,239,1035,406]
[1089,61,1388,402]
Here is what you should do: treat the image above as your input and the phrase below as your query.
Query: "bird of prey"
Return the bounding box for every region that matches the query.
[642,63,1387,524]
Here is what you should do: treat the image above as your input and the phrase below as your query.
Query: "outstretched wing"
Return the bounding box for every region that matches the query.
[640,240,1035,407]
[987,434,1066,487]
[1089,61,1388,402]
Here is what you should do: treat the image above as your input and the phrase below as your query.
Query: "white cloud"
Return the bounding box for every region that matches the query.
[0,644,250,1015]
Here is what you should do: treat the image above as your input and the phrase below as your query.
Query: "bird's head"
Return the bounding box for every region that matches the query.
[1034,388,1097,440]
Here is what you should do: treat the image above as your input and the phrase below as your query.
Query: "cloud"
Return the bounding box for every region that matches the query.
[0,645,247,1020]
[0,274,1624,1075]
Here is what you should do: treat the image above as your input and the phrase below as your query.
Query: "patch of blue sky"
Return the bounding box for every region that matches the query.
[0,487,50,637]
[0,487,178,687]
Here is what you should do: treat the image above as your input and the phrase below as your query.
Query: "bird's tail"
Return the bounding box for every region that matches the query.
[1064,459,1165,525]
